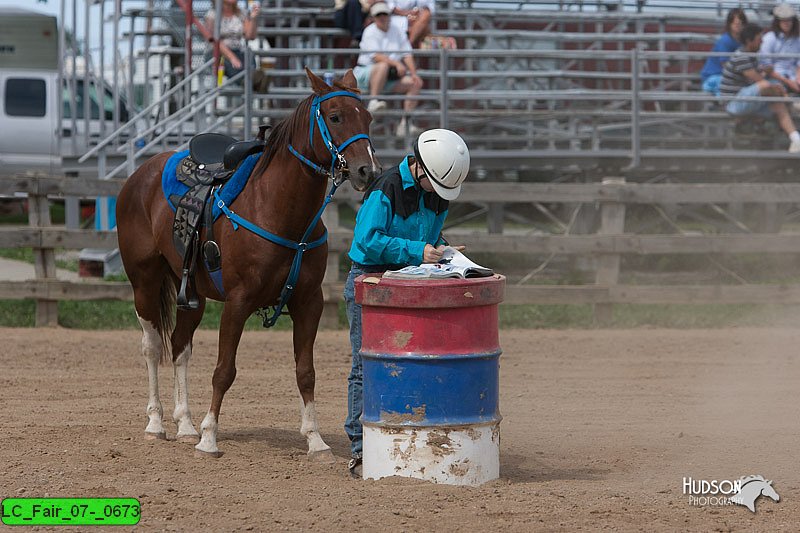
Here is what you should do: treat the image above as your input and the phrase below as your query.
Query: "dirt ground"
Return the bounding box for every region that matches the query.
[1,326,799,532]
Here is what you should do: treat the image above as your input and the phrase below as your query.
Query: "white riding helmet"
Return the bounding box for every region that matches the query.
[413,128,470,201]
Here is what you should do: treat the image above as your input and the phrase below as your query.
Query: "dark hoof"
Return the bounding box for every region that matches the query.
[194,448,224,458]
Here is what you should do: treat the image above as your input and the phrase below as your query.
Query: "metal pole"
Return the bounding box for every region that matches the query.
[244,47,253,139]
[83,0,91,150]
[99,0,105,140]
[70,0,78,155]
[439,47,448,129]
[128,12,136,140]
[113,0,120,134]
[185,0,193,76]
[631,47,640,168]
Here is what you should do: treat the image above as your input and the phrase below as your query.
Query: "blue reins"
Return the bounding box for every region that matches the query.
[216,89,369,328]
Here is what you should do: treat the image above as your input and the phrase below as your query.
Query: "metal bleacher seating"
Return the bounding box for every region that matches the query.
[73,0,800,183]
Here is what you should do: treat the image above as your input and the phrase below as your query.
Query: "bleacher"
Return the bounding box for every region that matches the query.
[66,0,800,182]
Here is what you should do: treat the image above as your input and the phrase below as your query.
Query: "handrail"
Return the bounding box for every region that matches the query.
[101,71,247,181]
[78,57,215,163]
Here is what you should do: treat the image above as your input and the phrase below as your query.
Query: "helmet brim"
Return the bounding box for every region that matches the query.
[428,179,461,201]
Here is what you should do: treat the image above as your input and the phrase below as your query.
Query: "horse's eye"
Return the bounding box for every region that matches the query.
[329,114,340,124]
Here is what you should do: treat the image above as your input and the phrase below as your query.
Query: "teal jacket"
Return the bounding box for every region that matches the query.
[348,156,448,267]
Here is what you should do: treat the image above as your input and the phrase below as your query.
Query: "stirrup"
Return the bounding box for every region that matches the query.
[177,270,199,310]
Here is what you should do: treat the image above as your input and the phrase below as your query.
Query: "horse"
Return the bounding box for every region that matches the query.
[729,475,780,512]
[116,68,381,459]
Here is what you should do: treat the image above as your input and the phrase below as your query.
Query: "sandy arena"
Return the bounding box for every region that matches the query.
[1,326,798,531]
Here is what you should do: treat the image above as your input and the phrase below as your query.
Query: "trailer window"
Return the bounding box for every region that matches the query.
[5,78,47,117]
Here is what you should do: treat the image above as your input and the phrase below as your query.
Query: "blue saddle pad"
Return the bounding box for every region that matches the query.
[161,149,261,222]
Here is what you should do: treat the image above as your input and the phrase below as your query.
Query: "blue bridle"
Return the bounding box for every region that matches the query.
[214,89,371,328]
[289,90,372,184]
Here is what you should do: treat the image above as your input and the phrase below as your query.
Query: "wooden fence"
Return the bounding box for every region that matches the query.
[4,174,800,327]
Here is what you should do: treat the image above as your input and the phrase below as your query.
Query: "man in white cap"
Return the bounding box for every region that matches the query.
[759,3,800,92]
[354,1,423,135]
[343,128,470,477]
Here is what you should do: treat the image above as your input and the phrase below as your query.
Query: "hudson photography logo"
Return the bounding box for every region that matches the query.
[683,475,780,513]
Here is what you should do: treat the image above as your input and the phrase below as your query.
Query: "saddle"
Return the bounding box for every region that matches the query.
[171,128,268,310]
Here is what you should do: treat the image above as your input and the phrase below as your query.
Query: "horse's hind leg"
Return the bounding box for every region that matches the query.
[171,298,205,444]
[132,273,174,441]
[290,287,334,462]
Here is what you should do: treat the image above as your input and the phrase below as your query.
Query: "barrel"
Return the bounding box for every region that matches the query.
[356,274,505,486]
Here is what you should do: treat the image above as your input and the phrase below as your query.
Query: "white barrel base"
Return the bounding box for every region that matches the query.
[362,422,499,486]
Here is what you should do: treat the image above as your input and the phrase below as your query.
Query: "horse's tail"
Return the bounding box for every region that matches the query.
[157,275,177,365]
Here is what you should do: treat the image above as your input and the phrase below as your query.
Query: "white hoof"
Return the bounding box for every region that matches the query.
[308,448,336,464]
[144,431,167,441]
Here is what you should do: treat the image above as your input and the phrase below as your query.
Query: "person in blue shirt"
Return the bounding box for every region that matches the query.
[701,8,748,96]
[343,128,470,477]
[760,3,800,94]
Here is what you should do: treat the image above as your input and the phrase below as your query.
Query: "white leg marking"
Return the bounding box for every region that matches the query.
[299,397,330,455]
[172,344,199,441]
[138,315,165,437]
[195,411,219,454]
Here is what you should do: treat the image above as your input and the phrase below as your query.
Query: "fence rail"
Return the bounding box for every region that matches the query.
[5,174,800,326]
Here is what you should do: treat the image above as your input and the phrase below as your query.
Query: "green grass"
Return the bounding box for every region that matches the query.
[3,299,800,330]
[0,248,79,272]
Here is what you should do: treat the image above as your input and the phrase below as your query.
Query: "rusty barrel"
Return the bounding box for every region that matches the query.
[356,274,505,486]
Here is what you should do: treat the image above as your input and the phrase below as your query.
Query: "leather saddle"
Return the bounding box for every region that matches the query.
[190,132,266,171]
[172,130,268,310]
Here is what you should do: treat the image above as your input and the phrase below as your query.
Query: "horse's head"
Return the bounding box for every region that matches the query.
[305,67,382,191]
[761,480,780,502]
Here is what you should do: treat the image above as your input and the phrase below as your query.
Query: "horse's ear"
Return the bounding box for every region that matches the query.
[341,69,357,90]
[306,67,331,95]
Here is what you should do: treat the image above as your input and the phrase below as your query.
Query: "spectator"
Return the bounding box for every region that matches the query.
[204,0,263,86]
[759,3,800,93]
[720,23,800,153]
[700,8,748,96]
[355,1,423,136]
[388,0,434,48]
[343,128,471,478]
[334,0,375,47]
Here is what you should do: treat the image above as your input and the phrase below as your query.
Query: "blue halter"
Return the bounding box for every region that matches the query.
[215,89,370,328]
[288,90,372,183]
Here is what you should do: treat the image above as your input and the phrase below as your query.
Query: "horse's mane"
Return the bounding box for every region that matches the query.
[739,475,767,486]
[251,94,315,177]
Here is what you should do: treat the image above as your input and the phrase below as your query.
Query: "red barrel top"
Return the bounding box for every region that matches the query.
[355,274,506,309]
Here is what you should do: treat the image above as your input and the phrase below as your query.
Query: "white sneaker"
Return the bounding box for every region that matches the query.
[395,119,422,137]
[367,99,387,113]
[789,138,800,153]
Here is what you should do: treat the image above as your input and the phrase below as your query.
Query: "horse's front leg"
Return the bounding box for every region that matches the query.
[195,299,248,457]
[170,299,205,443]
[290,286,335,463]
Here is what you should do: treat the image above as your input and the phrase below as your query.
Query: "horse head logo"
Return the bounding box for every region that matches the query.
[729,475,780,513]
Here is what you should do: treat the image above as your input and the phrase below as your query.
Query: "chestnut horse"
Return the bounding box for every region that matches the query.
[116,69,380,459]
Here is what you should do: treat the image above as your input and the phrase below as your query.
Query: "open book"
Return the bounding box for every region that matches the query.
[383,247,494,279]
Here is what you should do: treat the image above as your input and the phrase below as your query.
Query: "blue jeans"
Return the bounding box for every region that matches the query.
[344,266,365,458]
[726,83,773,117]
